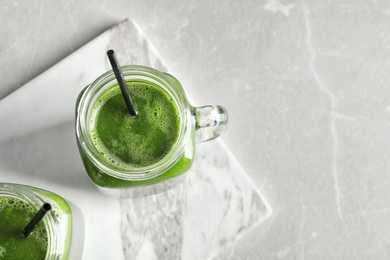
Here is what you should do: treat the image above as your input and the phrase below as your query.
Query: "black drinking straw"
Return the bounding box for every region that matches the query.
[107,50,138,116]
[20,203,52,238]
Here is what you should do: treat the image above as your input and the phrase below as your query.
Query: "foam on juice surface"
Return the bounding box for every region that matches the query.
[90,81,181,169]
[0,245,5,258]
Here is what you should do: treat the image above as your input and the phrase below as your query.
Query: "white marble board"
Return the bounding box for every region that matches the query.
[0,19,271,260]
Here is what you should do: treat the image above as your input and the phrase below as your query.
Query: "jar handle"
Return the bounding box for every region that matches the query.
[192,105,228,142]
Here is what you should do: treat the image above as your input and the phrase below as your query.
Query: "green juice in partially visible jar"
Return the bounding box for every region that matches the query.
[0,184,72,260]
[0,198,48,259]
[80,80,194,188]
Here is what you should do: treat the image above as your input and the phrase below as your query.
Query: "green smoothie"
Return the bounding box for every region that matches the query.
[0,184,72,260]
[91,81,180,168]
[0,198,47,259]
[80,80,194,188]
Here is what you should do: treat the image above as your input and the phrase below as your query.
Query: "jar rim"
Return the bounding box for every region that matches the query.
[0,183,62,260]
[76,65,192,180]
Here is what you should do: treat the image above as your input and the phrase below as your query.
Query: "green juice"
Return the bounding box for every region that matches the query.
[82,80,194,188]
[0,185,72,260]
[92,81,180,168]
[0,198,47,259]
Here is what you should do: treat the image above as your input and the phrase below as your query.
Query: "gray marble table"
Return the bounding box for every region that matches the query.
[2,1,390,259]
[0,19,270,259]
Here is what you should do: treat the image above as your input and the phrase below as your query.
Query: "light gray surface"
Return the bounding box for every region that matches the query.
[2,0,390,259]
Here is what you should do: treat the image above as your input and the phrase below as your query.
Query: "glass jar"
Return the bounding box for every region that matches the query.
[76,65,228,194]
[0,183,72,260]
